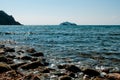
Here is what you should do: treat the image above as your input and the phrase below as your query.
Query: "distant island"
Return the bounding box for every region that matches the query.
[60,22,77,26]
[0,10,21,25]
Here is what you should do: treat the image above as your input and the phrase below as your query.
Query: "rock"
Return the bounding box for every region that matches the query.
[58,64,67,69]
[6,54,16,58]
[4,47,15,52]
[55,73,66,77]
[23,74,40,80]
[0,56,13,64]
[30,52,44,57]
[93,77,108,80]
[107,73,120,80]
[68,72,76,78]
[66,65,81,73]
[60,22,77,26]
[83,69,100,77]
[0,56,9,62]
[0,45,5,48]
[83,75,91,80]
[0,62,11,73]
[42,68,50,73]
[20,60,44,70]
[10,63,26,70]
[21,55,32,60]
[0,48,5,54]
[59,76,72,80]
[26,48,36,53]
[0,10,21,25]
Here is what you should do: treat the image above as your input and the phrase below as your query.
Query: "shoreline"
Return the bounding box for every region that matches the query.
[0,44,120,80]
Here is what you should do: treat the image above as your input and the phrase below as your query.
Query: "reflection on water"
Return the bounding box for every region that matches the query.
[0,25,120,68]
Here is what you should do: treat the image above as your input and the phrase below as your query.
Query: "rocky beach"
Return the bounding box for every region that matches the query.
[0,44,120,80]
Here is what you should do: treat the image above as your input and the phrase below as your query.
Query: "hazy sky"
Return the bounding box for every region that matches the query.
[0,0,120,25]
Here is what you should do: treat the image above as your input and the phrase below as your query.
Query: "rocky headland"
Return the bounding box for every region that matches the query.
[0,44,120,80]
[0,10,21,25]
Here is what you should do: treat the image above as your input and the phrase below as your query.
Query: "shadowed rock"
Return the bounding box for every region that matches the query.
[83,69,100,77]
[0,62,11,73]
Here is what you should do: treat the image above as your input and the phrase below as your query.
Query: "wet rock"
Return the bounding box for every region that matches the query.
[10,63,26,70]
[4,47,15,52]
[107,73,120,80]
[0,56,13,64]
[0,56,8,62]
[66,65,81,73]
[0,45,5,48]
[68,72,76,78]
[0,62,11,73]
[23,74,40,80]
[55,73,66,77]
[93,77,108,80]
[21,55,32,60]
[58,64,67,69]
[30,52,44,57]
[83,69,100,77]
[59,76,72,80]
[42,68,50,73]
[6,54,16,58]
[20,60,44,70]
[26,48,36,53]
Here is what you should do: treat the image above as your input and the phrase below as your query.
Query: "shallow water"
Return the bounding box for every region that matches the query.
[0,25,120,69]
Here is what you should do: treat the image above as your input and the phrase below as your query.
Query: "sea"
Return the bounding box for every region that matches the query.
[0,25,120,69]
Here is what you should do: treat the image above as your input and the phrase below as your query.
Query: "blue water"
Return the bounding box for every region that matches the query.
[0,25,120,68]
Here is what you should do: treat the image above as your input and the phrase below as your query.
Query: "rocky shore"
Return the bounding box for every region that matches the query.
[0,45,120,80]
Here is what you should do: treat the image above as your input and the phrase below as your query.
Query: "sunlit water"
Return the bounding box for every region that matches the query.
[0,25,120,69]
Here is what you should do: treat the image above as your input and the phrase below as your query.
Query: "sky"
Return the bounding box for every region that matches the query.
[0,0,120,25]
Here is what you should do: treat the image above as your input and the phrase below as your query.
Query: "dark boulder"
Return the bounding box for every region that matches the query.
[0,62,11,73]
[83,69,100,77]
[65,65,81,73]
[4,47,15,52]
[20,60,44,70]
[30,52,44,57]
[0,10,21,25]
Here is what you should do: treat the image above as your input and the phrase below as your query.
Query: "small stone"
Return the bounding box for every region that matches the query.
[26,48,36,53]
[59,76,72,80]
[66,65,81,73]
[30,52,44,57]
[0,62,11,73]
[83,69,100,77]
